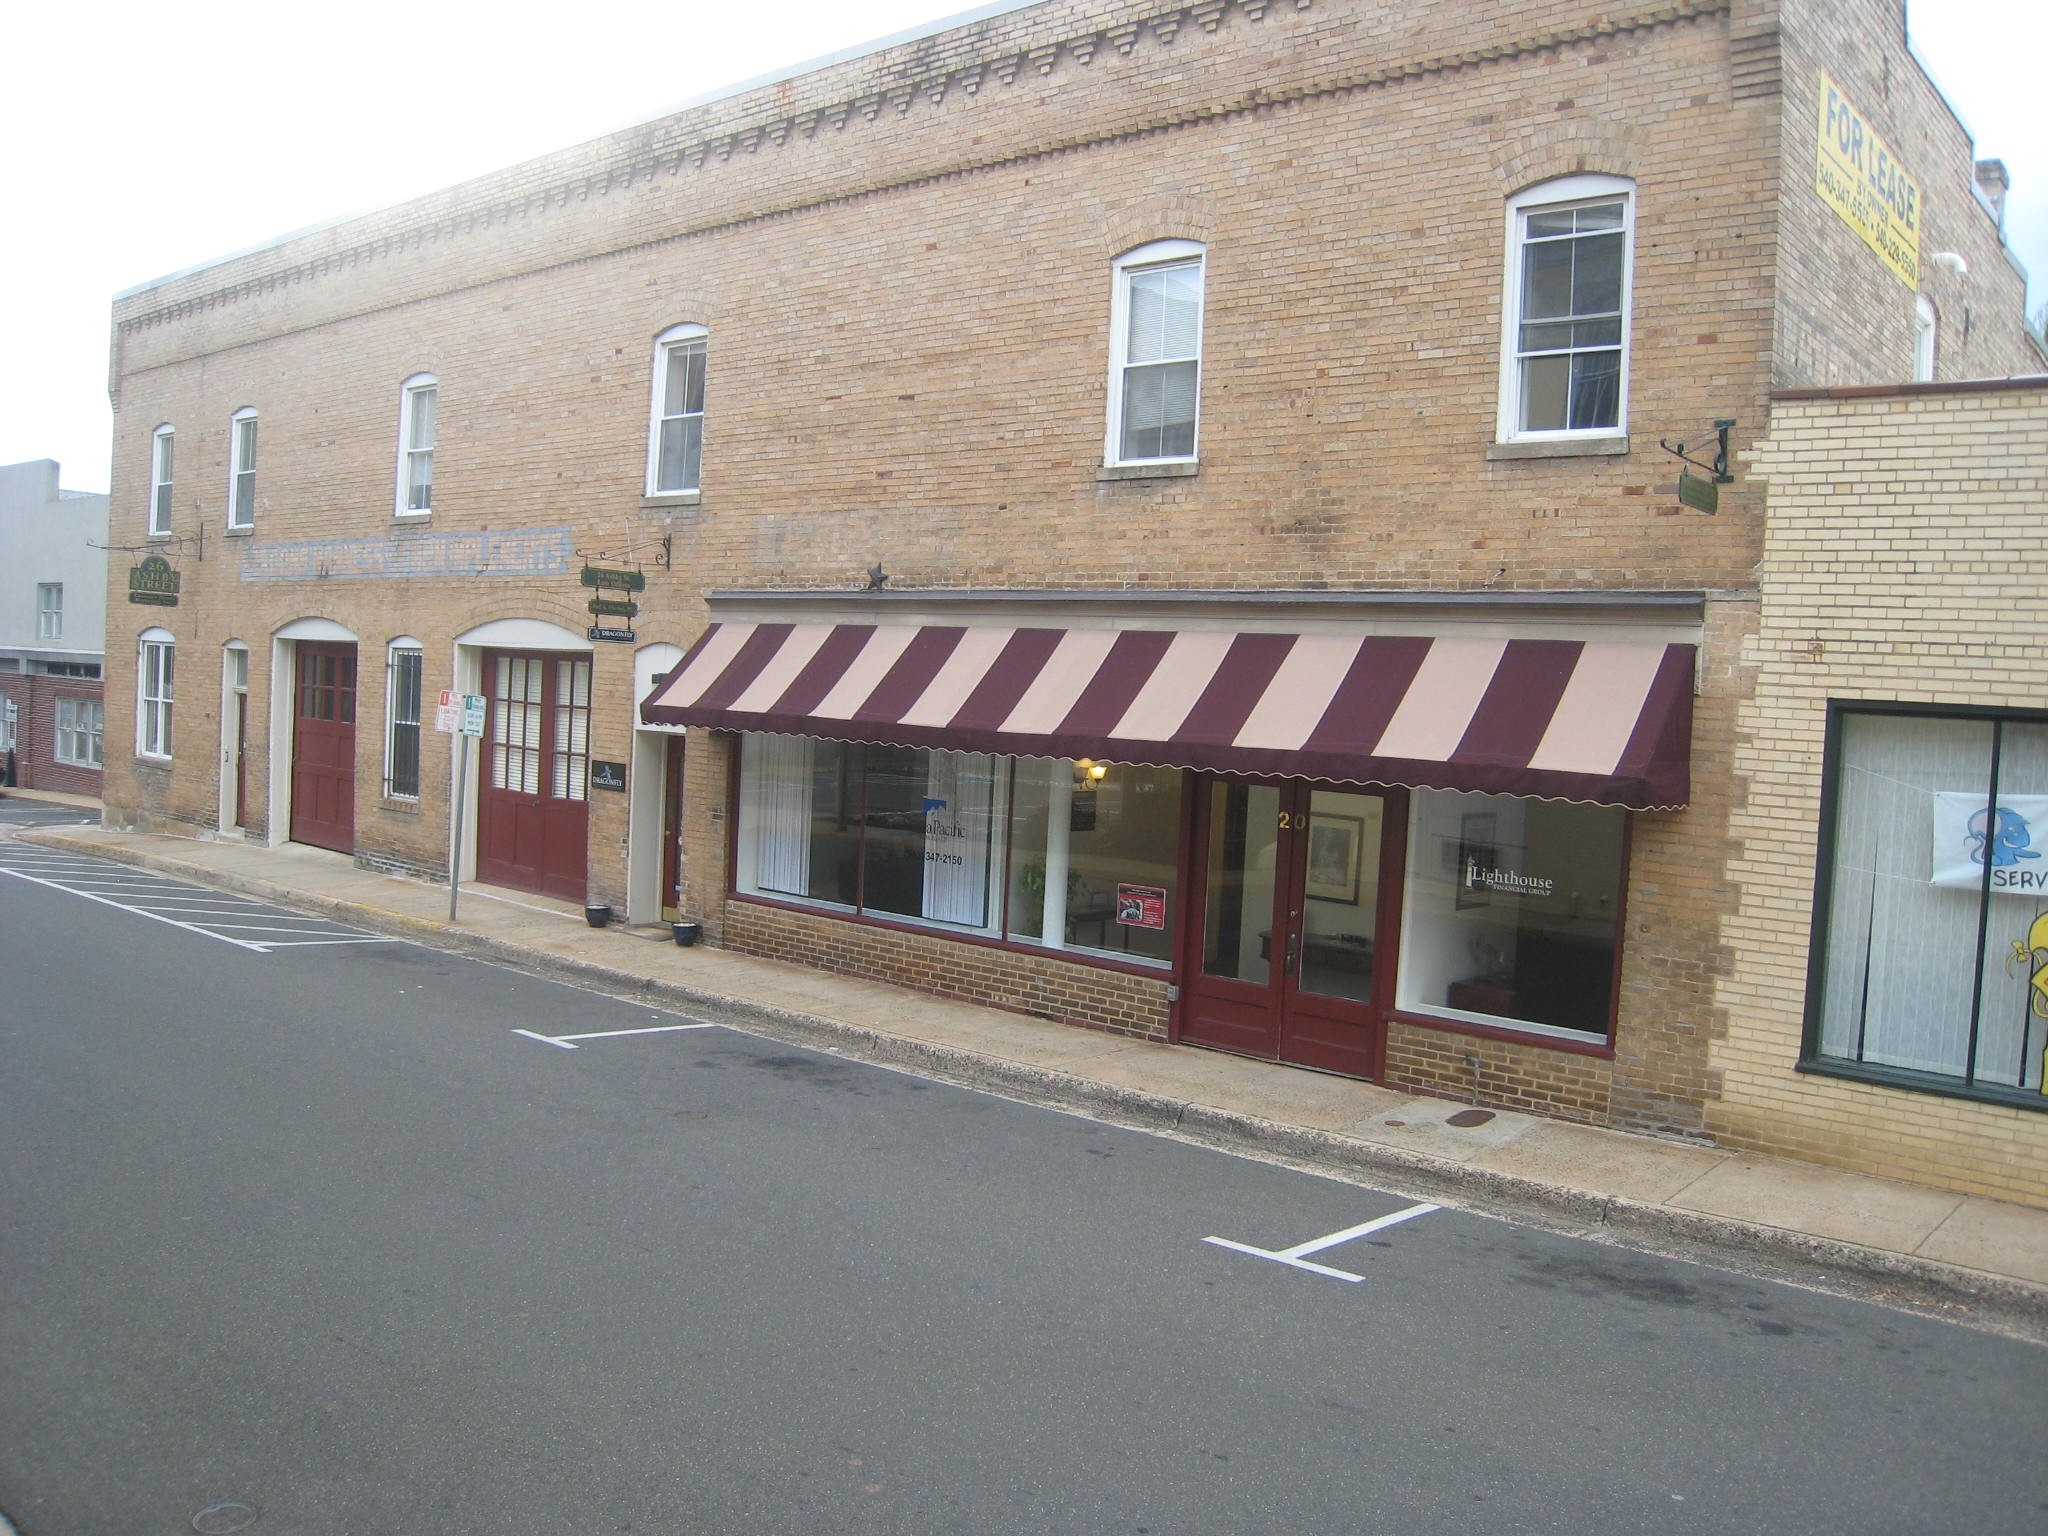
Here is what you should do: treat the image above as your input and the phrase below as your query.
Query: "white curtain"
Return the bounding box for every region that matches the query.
[750,734,814,897]
[1821,714,2046,1086]
[921,750,996,927]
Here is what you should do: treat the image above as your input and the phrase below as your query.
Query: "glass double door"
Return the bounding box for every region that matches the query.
[1182,778,1396,1079]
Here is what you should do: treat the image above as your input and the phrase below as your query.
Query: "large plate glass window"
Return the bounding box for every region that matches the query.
[735,735,1179,964]
[1806,705,2048,1105]
[1396,789,1625,1040]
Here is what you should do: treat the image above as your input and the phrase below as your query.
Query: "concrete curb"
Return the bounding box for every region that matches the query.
[23,828,2048,1339]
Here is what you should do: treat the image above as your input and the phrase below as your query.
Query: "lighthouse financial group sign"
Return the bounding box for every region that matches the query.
[1932,795,2048,895]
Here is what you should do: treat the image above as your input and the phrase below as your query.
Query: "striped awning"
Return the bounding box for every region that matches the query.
[641,621,1695,808]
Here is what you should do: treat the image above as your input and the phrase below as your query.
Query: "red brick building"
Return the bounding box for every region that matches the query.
[0,460,107,797]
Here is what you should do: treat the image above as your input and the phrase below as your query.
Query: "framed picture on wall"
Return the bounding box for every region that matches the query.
[1305,813,1363,904]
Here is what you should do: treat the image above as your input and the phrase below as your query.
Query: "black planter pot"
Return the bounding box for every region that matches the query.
[584,905,613,928]
[671,920,702,947]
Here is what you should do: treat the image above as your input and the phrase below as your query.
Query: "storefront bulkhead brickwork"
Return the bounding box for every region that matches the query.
[100,0,2042,1157]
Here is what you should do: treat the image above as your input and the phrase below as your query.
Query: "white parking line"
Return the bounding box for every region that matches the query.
[1204,1202,1441,1282]
[0,859,397,953]
[514,1023,715,1050]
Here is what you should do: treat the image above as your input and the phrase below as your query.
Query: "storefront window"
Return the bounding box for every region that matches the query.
[1808,707,2048,1102]
[738,736,1176,965]
[1008,757,1181,965]
[1396,789,1624,1039]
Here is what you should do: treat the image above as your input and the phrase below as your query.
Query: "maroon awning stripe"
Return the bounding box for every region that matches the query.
[638,618,1696,808]
[856,626,966,722]
[1173,632,1299,749]
[1300,635,1434,757]
[692,624,794,714]
[1454,639,1584,769]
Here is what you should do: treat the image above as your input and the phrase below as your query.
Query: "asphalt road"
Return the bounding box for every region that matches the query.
[2,839,2045,1535]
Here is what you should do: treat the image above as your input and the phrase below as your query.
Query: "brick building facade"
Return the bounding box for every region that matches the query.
[1726,379,2048,1207]
[0,460,107,796]
[102,0,2042,1165]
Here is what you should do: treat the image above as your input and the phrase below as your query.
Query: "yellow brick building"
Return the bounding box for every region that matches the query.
[1727,378,2048,1206]
[102,0,2043,1164]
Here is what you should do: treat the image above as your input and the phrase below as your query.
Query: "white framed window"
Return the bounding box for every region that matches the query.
[37,583,62,642]
[149,424,175,535]
[645,325,708,495]
[227,407,258,529]
[55,696,103,769]
[138,628,175,759]
[396,374,437,515]
[1498,176,1635,441]
[384,640,424,799]
[1913,296,1939,383]
[1107,241,1205,466]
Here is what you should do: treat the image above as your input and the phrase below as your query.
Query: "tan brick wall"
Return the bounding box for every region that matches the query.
[92,0,2041,1140]
[1721,380,2048,1207]
[1773,0,2044,388]
[1387,1020,1616,1124]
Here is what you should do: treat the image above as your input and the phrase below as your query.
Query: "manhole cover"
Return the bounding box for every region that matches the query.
[192,1501,260,1534]
[1446,1108,1496,1128]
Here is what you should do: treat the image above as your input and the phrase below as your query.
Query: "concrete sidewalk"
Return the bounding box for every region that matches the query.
[11,802,2048,1339]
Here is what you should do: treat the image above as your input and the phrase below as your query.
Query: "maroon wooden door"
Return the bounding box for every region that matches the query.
[477,651,592,903]
[1180,778,1398,1080]
[289,642,357,853]
[660,736,686,921]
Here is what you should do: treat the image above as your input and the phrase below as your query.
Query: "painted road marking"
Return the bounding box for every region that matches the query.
[1204,1202,1441,1282]
[0,846,398,953]
[515,1023,716,1050]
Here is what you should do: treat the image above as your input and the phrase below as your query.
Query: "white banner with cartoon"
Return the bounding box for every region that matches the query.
[1931,793,2048,895]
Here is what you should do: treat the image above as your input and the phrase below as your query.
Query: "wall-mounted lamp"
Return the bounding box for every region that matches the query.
[1074,758,1110,786]
[1929,251,1970,276]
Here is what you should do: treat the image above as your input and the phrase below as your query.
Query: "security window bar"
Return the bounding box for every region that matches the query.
[386,649,423,799]
[1515,200,1626,434]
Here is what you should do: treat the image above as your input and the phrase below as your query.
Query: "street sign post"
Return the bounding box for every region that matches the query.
[439,692,488,919]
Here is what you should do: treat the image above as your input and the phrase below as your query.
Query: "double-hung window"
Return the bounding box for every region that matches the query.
[384,641,424,799]
[56,697,103,768]
[1107,241,1205,466]
[1499,176,1634,441]
[397,375,437,515]
[37,583,62,642]
[150,425,175,535]
[228,408,258,530]
[138,629,175,759]
[646,325,708,495]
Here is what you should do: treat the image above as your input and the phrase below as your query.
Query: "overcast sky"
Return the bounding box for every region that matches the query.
[3,0,2039,494]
